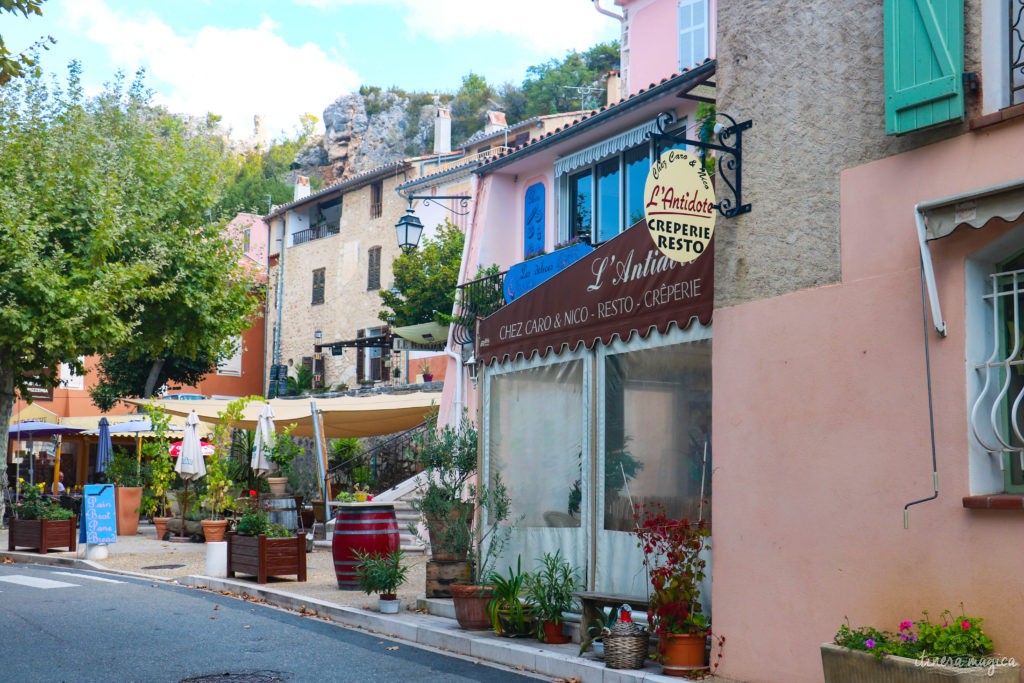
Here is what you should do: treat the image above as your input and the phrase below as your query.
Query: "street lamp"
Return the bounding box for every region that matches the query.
[394,208,424,254]
[394,195,471,253]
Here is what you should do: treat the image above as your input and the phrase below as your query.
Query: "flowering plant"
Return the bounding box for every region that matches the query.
[632,503,710,636]
[834,608,995,662]
[15,479,74,521]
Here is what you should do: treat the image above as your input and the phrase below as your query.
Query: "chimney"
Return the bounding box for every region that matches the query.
[434,108,452,154]
[293,175,311,201]
[605,71,621,106]
[484,110,507,135]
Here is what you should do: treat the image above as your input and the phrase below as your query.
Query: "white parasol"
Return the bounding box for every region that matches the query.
[250,403,275,478]
[173,411,207,537]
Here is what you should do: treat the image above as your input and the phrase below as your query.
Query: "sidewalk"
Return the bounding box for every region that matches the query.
[0,521,726,683]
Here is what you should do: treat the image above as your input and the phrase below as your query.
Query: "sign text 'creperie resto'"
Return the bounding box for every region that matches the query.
[496,244,702,342]
[643,149,715,263]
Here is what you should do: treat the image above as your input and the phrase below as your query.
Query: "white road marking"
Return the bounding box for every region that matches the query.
[0,575,78,589]
[53,572,124,584]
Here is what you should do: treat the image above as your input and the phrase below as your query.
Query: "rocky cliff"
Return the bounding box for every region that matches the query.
[296,88,448,182]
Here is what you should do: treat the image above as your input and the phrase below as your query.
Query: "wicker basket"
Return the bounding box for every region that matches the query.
[603,620,649,670]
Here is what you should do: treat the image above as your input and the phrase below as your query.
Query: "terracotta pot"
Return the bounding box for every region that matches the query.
[201,519,228,543]
[153,516,170,541]
[425,502,472,562]
[658,632,707,676]
[450,583,494,630]
[114,486,143,536]
[267,477,288,495]
[542,620,571,644]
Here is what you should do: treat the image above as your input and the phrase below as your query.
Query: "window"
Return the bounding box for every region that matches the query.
[981,0,1024,111]
[367,246,381,290]
[969,251,1024,493]
[565,144,652,243]
[370,181,383,219]
[678,0,710,71]
[242,228,251,254]
[217,336,242,376]
[312,267,325,305]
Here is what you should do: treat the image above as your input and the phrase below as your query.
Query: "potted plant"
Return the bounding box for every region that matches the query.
[8,479,77,553]
[107,449,146,537]
[486,556,536,638]
[822,609,1019,682]
[579,605,620,659]
[199,451,233,542]
[421,360,433,382]
[524,550,580,644]
[267,423,302,495]
[227,507,306,584]
[354,548,409,614]
[633,503,711,676]
[142,407,176,541]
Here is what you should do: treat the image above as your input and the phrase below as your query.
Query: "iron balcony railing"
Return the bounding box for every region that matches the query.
[452,270,506,346]
[326,421,429,494]
[1012,0,1024,106]
[292,222,340,246]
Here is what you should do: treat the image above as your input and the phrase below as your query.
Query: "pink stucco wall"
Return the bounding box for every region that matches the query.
[619,0,717,95]
[712,123,1024,682]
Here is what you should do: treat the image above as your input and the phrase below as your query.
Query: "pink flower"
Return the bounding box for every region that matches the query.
[961,620,971,630]
[899,620,912,631]
[865,639,876,649]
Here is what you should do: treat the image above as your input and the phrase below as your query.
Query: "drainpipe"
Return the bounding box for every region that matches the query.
[592,1,627,95]
[272,215,286,386]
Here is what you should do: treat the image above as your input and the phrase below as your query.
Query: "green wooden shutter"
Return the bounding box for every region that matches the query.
[884,0,964,135]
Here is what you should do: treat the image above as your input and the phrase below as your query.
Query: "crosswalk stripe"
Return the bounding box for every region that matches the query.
[53,572,124,584]
[0,575,78,589]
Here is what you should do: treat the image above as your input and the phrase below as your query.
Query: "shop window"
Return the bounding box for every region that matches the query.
[312,267,325,305]
[367,246,381,291]
[968,249,1024,493]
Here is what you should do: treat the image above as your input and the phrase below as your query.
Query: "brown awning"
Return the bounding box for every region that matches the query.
[476,220,713,365]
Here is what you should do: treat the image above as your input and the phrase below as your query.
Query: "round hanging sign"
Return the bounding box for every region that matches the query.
[643,149,716,264]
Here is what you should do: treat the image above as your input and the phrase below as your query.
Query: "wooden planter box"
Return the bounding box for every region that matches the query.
[8,517,78,554]
[821,643,1020,682]
[226,532,306,584]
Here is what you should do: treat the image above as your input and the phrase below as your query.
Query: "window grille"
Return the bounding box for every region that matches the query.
[370,181,383,219]
[1012,0,1024,106]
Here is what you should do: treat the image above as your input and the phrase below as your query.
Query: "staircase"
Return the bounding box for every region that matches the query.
[321,472,428,555]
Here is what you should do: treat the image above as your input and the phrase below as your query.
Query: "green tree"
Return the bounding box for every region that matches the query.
[520,41,620,117]
[451,72,497,144]
[0,62,256,520]
[379,220,465,327]
[0,1,53,86]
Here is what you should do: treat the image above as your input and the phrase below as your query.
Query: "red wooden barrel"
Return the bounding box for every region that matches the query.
[332,503,399,589]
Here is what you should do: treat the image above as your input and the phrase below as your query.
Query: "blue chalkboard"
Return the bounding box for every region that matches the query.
[523,183,545,258]
[80,484,117,544]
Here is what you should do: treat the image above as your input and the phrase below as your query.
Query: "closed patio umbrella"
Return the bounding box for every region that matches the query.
[96,417,113,478]
[250,404,275,478]
[173,411,207,538]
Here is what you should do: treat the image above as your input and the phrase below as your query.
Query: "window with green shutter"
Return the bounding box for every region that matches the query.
[884,0,964,135]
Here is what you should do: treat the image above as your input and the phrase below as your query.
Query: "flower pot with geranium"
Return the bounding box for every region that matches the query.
[823,608,1019,682]
[9,480,77,553]
[633,503,711,676]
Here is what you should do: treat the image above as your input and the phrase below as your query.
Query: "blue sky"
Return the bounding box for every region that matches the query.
[5,0,621,140]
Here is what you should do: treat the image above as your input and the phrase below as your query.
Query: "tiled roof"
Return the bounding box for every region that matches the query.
[473,60,716,175]
[265,160,411,218]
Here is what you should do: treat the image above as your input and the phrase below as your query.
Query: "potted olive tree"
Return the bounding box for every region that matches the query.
[268,424,302,495]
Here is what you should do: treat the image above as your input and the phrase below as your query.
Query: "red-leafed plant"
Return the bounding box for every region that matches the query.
[632,503,710,636]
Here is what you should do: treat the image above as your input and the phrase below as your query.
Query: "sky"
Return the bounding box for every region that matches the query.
[4,0,622,140]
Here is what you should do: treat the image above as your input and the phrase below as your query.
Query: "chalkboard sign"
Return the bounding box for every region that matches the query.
[79,484,117,544]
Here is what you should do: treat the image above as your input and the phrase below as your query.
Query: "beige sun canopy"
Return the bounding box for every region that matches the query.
[129,391,441,439]
[922,178,1024,241]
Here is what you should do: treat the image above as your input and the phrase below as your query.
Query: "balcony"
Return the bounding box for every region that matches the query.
[292,222,339,246]
[452,270,506,346]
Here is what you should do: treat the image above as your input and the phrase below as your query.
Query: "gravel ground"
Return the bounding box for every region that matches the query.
[1,520,428,611]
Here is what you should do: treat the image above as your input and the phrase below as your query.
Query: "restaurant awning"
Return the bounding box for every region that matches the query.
[392,321,449,350]
[128,391,441,439]
[916,177,1024,336]
[476,220,714,365]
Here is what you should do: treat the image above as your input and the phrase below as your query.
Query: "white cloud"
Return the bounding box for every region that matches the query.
[63,0,360,140]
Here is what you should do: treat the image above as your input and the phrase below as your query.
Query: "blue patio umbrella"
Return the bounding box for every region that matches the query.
[95,417,113,477]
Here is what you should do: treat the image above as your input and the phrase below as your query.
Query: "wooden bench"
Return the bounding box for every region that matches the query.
[573,591,649,628]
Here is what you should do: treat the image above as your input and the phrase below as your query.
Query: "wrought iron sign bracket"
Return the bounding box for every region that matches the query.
[648,111,752,218]
[403,194,472,217]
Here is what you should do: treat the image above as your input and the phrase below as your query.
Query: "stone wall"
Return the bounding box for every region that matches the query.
[714,0,980,308]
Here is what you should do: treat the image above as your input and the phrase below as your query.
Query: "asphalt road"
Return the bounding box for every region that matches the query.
[0,563,549,683]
